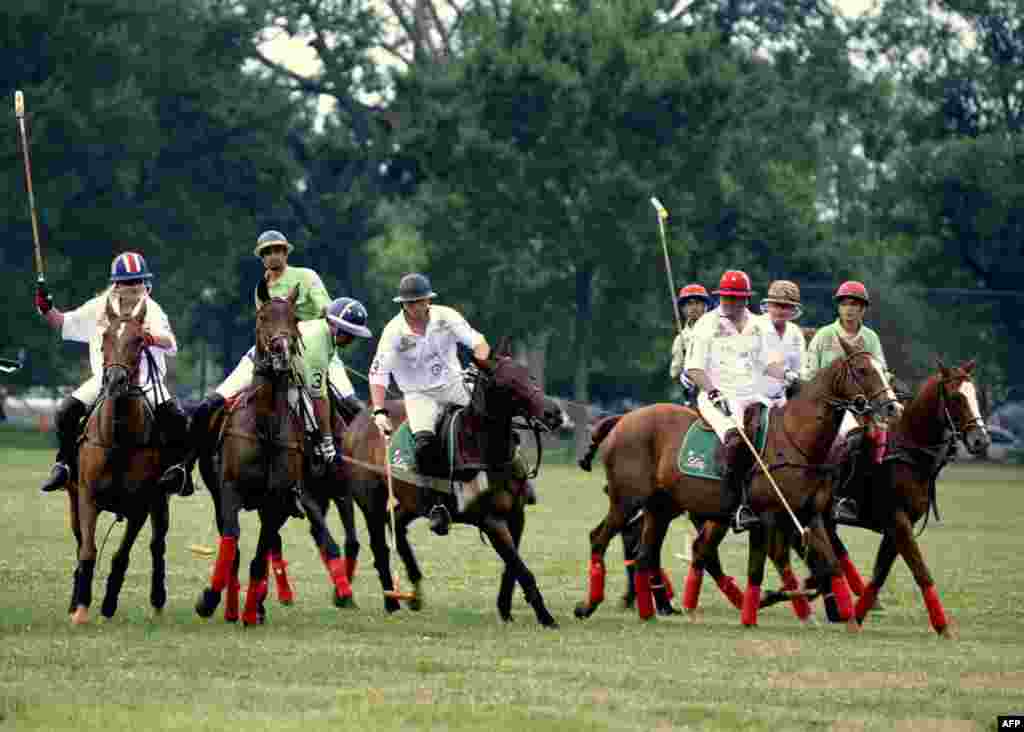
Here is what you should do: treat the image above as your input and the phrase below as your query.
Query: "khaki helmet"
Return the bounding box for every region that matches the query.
[760,280,802,319]
[254,230,295,258]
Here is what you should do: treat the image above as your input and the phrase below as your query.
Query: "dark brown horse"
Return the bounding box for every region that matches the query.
[69,295,170,625]
[576,337,901,625]
[194,283,350,625]
[341,341,563,626]
[762,360,989,636]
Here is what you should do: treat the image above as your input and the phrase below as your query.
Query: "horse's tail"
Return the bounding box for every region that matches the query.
[578,415,623,472]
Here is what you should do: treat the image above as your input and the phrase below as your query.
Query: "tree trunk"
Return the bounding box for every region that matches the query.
[573,265,594,461]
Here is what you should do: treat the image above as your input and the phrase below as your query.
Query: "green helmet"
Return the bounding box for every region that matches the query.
[254,230,294,257]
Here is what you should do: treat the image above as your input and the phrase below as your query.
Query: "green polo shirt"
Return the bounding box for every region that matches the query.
[804,319,886,379]
[295,319,334,398]
[258,266,331,323]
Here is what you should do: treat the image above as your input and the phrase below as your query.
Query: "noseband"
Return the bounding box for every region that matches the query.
[826,351,897,418]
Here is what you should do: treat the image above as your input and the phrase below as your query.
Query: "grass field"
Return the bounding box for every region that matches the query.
[2,428,1023,731]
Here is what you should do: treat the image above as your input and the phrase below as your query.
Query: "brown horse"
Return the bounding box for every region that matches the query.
[69,295,170,625]
[576,337,901,625]
[763,360,988,636]
[194,282,350,625]
[341,340,564,626]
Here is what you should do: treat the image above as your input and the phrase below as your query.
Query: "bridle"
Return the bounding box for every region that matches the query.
[824,350,898,419]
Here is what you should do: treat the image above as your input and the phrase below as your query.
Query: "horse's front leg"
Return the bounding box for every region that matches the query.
[804,514,856,626]
[148,494,170,614]
[632,506,673,620]
[196,481,242,619]
[829,522,867,597]
[889,510,952,636]
[243,511,287,626]
[763,517,812,623]
[301,489,354,608]
[70,482,99,625]
[574,495,625,619]
[684,518,744,613]
[740,524,770,627]
[266,530,294,606]
[484,515,557,628]
[855,531,899,623]
[335,490,361,580]
[100,513,147,619]
[497,505,525,622]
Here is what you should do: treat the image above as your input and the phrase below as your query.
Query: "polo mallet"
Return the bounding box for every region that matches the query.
[381,434,415,603]
[724,397,808,543]
[14,91,45,286]
[651,196,693,561]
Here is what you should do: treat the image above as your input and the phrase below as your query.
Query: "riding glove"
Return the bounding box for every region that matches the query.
[318,434,336,463]
[784,369,800,386]
[708,389,731,417]
[373,408,392,437]
[34,283,52,316]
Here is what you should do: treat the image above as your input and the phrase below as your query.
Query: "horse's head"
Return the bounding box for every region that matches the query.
[255,281,300,374]
[476,338,561,431]
[830,336,902,424]
[102,294,147,399]
[937,359,990,455]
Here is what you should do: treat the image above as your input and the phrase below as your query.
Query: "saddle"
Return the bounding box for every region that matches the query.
[434,405,487,481]
[220,383,305,451]
[678,403,770,481]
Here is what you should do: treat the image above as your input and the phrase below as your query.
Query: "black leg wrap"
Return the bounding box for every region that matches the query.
[72,559,96,610]
[413,430,442,477]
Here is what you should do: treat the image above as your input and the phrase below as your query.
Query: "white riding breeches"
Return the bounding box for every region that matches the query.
[72,374,172,409]
[404,378,471,435]
[696,390,769,443]
[216,351,316,432]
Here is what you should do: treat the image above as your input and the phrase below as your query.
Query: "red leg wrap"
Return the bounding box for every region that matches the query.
[635,569,655,620]
[782,567,811,620]
[587,555,606,606]
[855,581,878,622]
[210,537,238,593]
[830,575,854,620]
[838,553,866,596]
[659,569,675,601]
[871,429,888,464]
[741,584,761,626]
[716,575,745,610]
[242,577,267,625]
[921,584,948,632]
[683,566,704,610]
[345,557,358,581]
[326,557,353,599]
[270,554,294,605]
[224,578,241,622]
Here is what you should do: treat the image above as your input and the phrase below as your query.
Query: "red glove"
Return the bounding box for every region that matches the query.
[34,284,53,315]
[143,331,157,348]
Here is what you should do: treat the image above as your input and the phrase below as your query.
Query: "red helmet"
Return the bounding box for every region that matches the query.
[713,270,754,297]
[834,280,870,305]
[677,283,711,305]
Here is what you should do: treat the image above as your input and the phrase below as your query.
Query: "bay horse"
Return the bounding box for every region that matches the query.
[68,295,170,625]
[194,282,351,625]
[576,337,901,625]
[763,360,989,636]
[341,340,564,626]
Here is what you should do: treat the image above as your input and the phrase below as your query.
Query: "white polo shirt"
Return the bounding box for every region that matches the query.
[369,305,485,394]
[62,290,177,387]
[685,308,778,401]
[759,317,806,398]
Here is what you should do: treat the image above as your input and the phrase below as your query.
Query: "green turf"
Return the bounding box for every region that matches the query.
[1,437,1022,731]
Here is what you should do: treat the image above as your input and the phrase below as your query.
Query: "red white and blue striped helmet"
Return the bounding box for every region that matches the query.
[110,252,153,282]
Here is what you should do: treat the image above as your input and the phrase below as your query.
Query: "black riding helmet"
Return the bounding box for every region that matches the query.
[393,273,438,303]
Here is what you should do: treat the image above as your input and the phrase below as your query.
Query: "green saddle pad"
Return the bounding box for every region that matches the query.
[677,406,771,481]
[387,422,418,472]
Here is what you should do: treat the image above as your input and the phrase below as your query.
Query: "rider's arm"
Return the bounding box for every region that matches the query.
[686,368,714,393]
[683,316,712,391]
[669,333,685,380]
[43,309,64,330]
[304,271,332,317]
[472,339,490,364]
[144,307,177,353]
[368,326,395,411]
[802,328,824,379]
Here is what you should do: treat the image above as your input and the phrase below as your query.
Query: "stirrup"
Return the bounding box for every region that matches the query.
[41,463,70,493]
[158,464,189,495]
[732,505,760,533]
[428,504,451,536]
[832,497,858,523]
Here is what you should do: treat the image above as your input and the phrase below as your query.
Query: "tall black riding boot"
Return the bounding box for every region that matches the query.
[719,429,759,533]
[158,393,224,494]
[41,397,87,493]
[833,431,863,523]
[414,430,450,536]
[155,399,195,497]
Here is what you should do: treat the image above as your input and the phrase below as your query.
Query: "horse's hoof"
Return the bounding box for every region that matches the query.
[70,606,89,625]
[384,597,401,613]
[501,614,514,624]
[574,602,597,619]
[685,608,703,623]
[846,617,862,633]
[334,593,356,609]
[541,618,560,629]
[621,594,636,610]
[195,588,220,618]
[409,595,423,612]
[657,605,682,616]
[151,590,167,611]
[101,600,117,619]
[938,620,958,640]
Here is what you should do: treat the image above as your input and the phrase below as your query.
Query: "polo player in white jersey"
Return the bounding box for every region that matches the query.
[35,252,192,495]
[684,270,798,532]
[758,280,807,406]
[369,273,491,536]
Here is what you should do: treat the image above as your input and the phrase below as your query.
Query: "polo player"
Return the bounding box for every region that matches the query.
[684,270,797,533]
[35,252,192,496]
[159,230,356,496]
[804,280,892,522]
[369,273,500,536]
[670,283,711,405]
[758,280,806,406]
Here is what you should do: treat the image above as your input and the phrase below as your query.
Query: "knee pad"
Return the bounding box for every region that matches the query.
[413,430,439,474]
